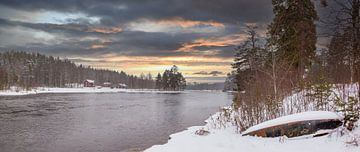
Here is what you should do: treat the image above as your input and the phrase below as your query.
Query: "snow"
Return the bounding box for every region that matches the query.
[145,117,360,152]
[118,83,127,87]
[0,87,183,96]
[103,82,112,85]
[242,111,343,135]
[282,83,359,114]
[145,84,360,152]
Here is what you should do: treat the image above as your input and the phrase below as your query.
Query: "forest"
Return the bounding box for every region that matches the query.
[0,51,188,91]
[227,0,360,131]
[0,51,155,90]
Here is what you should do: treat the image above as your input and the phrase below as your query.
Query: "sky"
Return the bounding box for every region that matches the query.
[0,0,274,83]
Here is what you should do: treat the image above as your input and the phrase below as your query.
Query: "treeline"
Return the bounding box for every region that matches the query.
[0,51,154,90]
[186,82,224,90]
[230,0,360,130]
[155,65,186,91]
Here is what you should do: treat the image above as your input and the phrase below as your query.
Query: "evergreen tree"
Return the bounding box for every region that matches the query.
[159,65,186,91]
[178,73,186,90]
[335,96,360,131]
[155,73,162,89]
[268,0,317,77]
[322,0,360,98]
[162,70,170,90]
[232,25,263,91]
[169,65,179,90]
[0,64,8,89]
[223,72,237,91]
[306,75,332,110]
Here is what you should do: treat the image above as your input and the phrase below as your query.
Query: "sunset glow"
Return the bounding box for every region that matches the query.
[69,55,232,81]
[0,0,273,83]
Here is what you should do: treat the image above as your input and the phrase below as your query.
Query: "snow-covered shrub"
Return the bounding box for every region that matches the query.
[207,107,233,129]
[336,96,360,131]
[206,84,358,136]
[305,76,332,110]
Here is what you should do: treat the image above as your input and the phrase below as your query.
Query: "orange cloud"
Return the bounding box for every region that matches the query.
[90,44,105,49]
[88,40,112,49]
[178,34,246,52]
[158,17,224,28]
[87,26,123,34]
[98,55,231,63]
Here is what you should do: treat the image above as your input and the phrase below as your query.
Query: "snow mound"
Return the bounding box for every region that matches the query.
[242,111,343,135]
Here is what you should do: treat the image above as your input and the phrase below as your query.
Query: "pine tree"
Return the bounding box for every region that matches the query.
[306,75,332,110]
[159,65,186,91]
[322,0,360,97]
[326,31,352,83]
[0,64,8,89]
[169,65,178,90]
[336,96,360,131]
[232,25,262,91]
[178,73,186,90]
[346,97,360,130]
[268,0,317,77]
[155,73,162,90]
[223,72,237,91]
[162,70,170,90]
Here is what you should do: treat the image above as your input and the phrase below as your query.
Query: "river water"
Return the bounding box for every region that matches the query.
[0,91,232,152]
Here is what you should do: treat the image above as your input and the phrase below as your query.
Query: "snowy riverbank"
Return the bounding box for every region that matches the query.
[145,84,360,152]
[145,114,360,152]
[0,87,183,96]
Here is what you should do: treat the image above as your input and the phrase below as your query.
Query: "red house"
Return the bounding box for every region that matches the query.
[84,79,95,87]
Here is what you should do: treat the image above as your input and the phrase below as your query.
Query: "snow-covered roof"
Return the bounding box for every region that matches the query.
[85,79,95,83]
[103,82,112,85]
[242,111,343,135]
[118,83,127,87]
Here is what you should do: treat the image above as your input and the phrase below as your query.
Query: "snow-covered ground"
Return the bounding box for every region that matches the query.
[0,87,183,96]
[145,84,360,152]
[145,114,359,152]
[282,83,359,114]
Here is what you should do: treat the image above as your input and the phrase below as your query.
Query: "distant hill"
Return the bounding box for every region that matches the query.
[185,82,225,90]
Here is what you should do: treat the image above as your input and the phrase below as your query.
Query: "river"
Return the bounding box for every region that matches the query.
[0,91,232,152]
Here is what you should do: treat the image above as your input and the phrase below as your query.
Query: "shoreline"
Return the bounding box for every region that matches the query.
[144,113,360,152]
[0,87,184,96]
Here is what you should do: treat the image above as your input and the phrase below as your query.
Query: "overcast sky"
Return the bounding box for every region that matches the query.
[0,0,274,83]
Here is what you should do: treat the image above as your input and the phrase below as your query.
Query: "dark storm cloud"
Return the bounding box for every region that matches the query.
[0,18,122,35]
[192,45,237,57]
[0,0,273,25]
[0,16,243,57]
[0,17,201,56]
[0,0,273,59]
